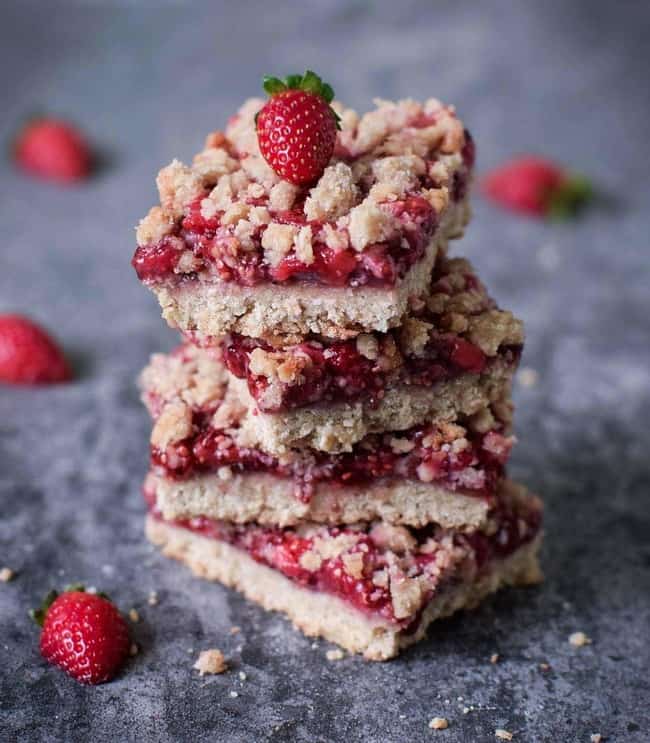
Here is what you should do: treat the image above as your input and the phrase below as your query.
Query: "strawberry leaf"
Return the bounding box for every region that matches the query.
[548,175,593,219]
[29,589,59,627]
[262,77,287,96]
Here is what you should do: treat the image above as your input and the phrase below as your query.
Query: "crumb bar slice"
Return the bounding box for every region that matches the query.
[145,480,542,661]
[132,97,474,340]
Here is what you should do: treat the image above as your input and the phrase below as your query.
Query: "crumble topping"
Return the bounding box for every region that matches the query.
[304,162,359,221]
[150,400,193,449]
[399,317,434,356]
[261,223,297,266]
[347,199,398,252]
[157,160,204,219]
[341,551,365,579]
[468,310,524,357]
[193,648,228,675]
[355,333,380,360]
[136,206,176,246]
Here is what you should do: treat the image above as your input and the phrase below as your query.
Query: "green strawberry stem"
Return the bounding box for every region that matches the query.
[29,584,111,626]
[548,175,593,219]
[261,70,340,128]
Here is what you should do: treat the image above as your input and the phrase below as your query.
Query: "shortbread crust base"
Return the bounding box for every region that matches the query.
[149,470,490,529]
[153,199,469,341]
[145,515,542,661]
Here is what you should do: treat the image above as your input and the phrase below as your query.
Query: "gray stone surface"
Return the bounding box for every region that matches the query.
[1,1,649,741]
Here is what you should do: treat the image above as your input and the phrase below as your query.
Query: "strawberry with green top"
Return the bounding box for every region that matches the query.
[482,156,593,218]
[256,70,340,185]
[31,585,130,685]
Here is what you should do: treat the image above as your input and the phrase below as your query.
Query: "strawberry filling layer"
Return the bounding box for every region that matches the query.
[150,412,513,502]
[147,487,540,626]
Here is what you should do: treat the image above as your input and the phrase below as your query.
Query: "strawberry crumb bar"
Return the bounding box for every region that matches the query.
[139,347,514,528]
[132,97,474,340]
[145,480,542,660]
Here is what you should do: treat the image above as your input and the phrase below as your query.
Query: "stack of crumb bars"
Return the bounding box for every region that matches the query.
[132,94,542,660]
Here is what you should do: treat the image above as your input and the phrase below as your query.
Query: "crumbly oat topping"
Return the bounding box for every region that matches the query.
[136,206,176,246]
[261,223,298,266]
[341,552,365,579]
[468,310,524,357]
[347,199,398,252]
[429,717,449,730]
[194,648,228,675]
[150,400,193,449]
[304,162,359,221]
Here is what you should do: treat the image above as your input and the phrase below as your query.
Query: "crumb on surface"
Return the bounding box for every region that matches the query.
[429,717,449,730]
[517,367,539,388]
[539,662,551,672]
[148,590,159,606]
[129,643,139,657]
[229,691,239,698]
[193,648,228,676]
[590,734,603,742]
[495,730,513,741]
[229,626,241,635]
[326,648,345,661]
[0,567,15,583]
[128,608,140,623]
[490,653,500,664]
[569,631,592,647]
[238,671,247,681]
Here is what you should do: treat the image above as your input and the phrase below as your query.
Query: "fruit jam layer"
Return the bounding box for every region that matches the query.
[216,257,521,413]
[151,410,513,502]
[133,97,474,290]
[148,487,541,626]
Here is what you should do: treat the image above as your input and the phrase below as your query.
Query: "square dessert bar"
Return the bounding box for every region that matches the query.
[215,255,523,453]
[145,480,542,661]
[132,97,475,340]
[139,347,515,529]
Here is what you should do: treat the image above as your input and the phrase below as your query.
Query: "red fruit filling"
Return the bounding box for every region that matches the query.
[150,412,512,502]
[148,493,541,625]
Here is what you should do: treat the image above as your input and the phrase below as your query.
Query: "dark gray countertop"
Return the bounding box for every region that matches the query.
[1,2,649,741]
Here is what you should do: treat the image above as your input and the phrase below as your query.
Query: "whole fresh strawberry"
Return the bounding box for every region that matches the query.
[14,117,91,183]
[31,586,130,685]
[256,70,340,185]
[0,314,72,385]
[482,156,592,218]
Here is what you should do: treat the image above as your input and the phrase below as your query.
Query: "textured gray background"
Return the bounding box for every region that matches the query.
[1,1,649,741]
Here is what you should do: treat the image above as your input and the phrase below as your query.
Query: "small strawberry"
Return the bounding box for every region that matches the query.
[482,156,592,218]
[14,117,91,183]
[0,314,72,385]
[31,585,130,685]
[256,70,339,185]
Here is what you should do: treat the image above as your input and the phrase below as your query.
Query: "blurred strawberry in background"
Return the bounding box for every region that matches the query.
[0,314,72,384]
[14,118,92,183]
[482,156,592,218]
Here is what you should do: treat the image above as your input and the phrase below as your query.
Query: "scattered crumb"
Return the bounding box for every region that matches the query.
[238,671,247,682]
[229,691,239,698]
[147,591,159,606]
[590,735,603,743]
[229,626,241,635]
[495,730,513,741]
[462,707,470,715]
[128,608,140,623]
[490,653,500,664]
[517,367,539,388]
[539,662,551,672]
[0,567,15,583]
[311,642,318,649]
[429,717,449,730]
[569,631,592,647]
[193,648,228,676]
[326,648,345,661]
[129,643,139,657]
